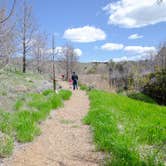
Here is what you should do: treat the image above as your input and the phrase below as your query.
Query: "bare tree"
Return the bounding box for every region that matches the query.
[17,0,37,73]
[0,0,16,24]
[59,44,78,81]
[52,34,56,91]
[156,44,166,71]
[32,32,47,73]
[0,7,16,69]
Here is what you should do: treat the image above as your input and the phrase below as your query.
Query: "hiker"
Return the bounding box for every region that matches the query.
[71,72,78,90]
[61,74,65,80]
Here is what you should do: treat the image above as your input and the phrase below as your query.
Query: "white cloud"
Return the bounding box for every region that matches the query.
[74,48,82,56]
[92,59,109,63]
[46,47,82,56]
[101,43,124,51]
[46,47,63,55]
[100,41,156,55]
[113,56,128,62]
[100,42,156,55]
[112,54,152,62]
[63,26,106,43]
[128,34,143,39]
[103,0,166,28]
[124,46,157,54]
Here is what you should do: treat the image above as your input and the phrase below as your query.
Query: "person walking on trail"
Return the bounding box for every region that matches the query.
[71,72,78,90]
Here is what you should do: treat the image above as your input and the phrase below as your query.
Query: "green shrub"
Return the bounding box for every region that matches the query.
[0,89,71,151]
[127,92,156,104]
[143,70,166,105]
[49,93,63,109]
[42,89,54,96]
[28,93,52,121]
[14,99,24,111]
[79,84,89,91]
[0,111,12,135]
[12,91,65,142]
[28,93,48,106]
[0,133,14,157]
[13,111,41,142]
[59,90,72,100]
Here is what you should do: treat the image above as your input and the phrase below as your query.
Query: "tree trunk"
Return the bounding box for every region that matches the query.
[22,40,26,73]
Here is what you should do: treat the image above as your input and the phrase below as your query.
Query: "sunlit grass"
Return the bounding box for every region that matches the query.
[59,90,72,100]
[13,111,41,142]
[84,90,166,165]
[0,89,72,155]
[127,92,156,104]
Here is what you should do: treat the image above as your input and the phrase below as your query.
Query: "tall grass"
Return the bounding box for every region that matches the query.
[79,84,89,91]
[0,89,72,155]
[84,90,166,165]
[0,111,13,135]
[59,90,72,100]
[127,92,156,104]
[13,111,41,142]
[0,133,14,157]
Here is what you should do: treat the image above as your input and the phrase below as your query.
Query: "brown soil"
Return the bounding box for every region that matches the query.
[2,83,104,166]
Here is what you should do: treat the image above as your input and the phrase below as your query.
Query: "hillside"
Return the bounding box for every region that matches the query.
[0,69,72,159]
[0,69,52,112]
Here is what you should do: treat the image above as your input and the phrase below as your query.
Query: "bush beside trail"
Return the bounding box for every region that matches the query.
[127,92,156,104]
[143,70,166,105]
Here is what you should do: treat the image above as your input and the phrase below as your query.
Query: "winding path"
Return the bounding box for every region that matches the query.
[3,85,103,166]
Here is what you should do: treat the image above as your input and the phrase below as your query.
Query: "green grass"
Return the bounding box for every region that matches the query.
[0,111,13,135]
[127,92,156,104]
[84,90,166,166]
[0,69,50,112]
[59,90,72,100]
[0,112,14,157]
[42,89,54,96]
[13,111,41,142]
[79,84,89,91]
[0,89,72,155]
[49,93,63,109]
[14,99,25,111]
[0,133,14,157]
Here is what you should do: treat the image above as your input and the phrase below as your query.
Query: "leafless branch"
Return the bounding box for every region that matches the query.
[0,0,16,24]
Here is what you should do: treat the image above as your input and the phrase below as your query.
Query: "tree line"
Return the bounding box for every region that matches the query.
[0,0,78,80]
[109,44,166,104]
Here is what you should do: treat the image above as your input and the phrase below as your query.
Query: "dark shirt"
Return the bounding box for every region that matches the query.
[72,74,78,84]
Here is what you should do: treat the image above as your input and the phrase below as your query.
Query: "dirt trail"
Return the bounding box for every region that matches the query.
[3,83,103,166]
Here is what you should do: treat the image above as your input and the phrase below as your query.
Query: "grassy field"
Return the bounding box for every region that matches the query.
[0,89,72,157]
[0,69,72,157]
[79,83,89,91]
[127,92,157,104]
[0,69,52,112]
[84,90,166,166]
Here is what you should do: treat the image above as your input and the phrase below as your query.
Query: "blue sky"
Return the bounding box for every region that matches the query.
[4,0,166,62]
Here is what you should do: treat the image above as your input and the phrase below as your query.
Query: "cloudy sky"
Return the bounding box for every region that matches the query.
[25,0,166,61]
